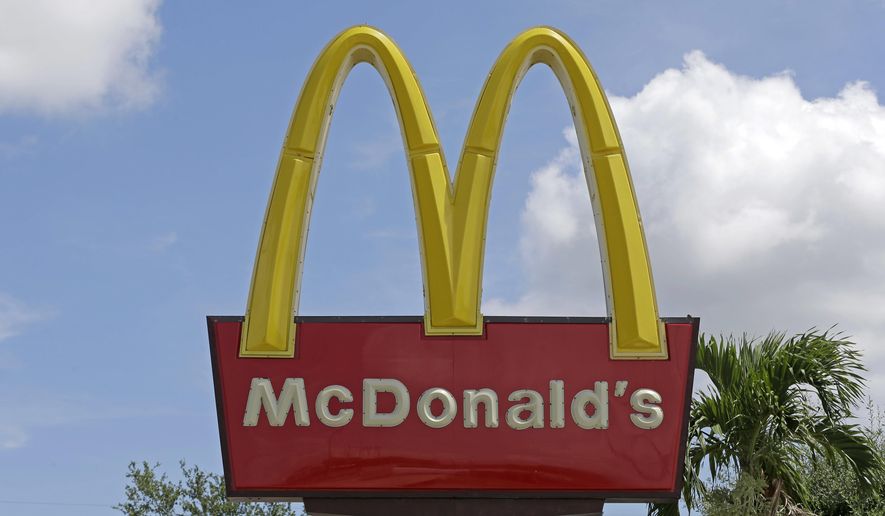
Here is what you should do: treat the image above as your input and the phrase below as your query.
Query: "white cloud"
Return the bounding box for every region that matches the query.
[148,231,178,253]
[0,423,28,450]
[0,134,38,159]
[0,391,177,451]
[0,0,163,115]
[486,52,885,402]
[351,133,402,170]
[0,294,45,342]
[485,129,606,317]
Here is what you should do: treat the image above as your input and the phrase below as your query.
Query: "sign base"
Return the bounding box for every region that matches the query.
[303,497,604,516]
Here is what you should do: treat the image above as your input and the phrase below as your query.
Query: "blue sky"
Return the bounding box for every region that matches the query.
[2,1,885,514]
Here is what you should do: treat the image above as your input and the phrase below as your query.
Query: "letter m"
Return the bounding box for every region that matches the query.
[242,378,310,427]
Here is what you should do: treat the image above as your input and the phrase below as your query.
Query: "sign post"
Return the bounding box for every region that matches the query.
[209,26,698,515]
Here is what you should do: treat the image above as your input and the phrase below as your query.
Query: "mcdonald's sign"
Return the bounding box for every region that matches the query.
[208,26,698,507]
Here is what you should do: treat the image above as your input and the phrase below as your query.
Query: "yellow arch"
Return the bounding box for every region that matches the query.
[241,26,665,359]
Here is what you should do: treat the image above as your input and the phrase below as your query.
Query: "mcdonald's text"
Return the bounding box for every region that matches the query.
[243,377,664,430]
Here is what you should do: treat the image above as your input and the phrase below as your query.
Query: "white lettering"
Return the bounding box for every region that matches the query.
[549,380,565,428]
[506,389,544,430]
[630,388,663,429]
[240,378,664,431]
[243,378,310,427]
[463,389,499,428]
[571,381,608,429]
[417,388,457,428]
[362,378,409,427]
[316,384,353,427]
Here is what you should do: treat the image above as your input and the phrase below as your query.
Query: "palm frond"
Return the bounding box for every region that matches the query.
[684,329,881,511]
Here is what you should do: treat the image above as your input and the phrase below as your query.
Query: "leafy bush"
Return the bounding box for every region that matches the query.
[116,461,301,516]
[803,404,885,516]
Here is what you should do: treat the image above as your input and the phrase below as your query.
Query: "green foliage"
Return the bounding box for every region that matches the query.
[803,404,885,515]
[650,330,884,516]
[701,472,772,516]
[116,461,301,516]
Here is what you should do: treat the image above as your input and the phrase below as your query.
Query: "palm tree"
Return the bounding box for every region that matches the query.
[650,330,883,515]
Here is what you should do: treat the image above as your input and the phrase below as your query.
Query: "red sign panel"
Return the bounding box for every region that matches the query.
[209,317,697,501]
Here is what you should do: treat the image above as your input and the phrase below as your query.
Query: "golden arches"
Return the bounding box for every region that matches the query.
[240,26,665,359]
